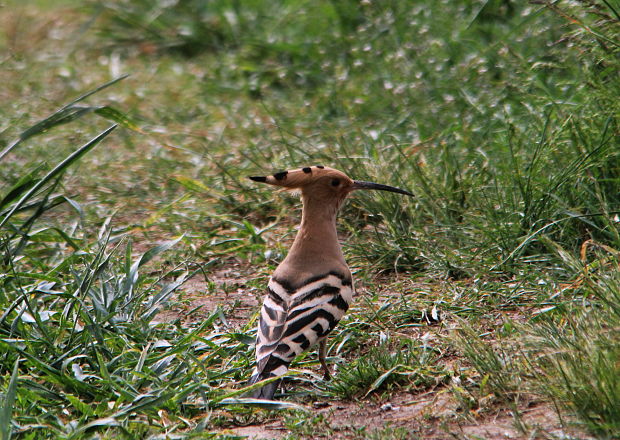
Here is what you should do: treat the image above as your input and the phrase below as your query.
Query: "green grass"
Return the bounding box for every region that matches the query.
[530,251,620,438]
[324,341,444,400]
[1,0,619,438]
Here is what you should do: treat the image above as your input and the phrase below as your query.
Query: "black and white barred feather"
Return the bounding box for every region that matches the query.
[249,271,353,399]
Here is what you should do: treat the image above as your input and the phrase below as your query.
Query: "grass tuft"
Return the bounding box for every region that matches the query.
[529,255,620,437]
[325,340,442,400]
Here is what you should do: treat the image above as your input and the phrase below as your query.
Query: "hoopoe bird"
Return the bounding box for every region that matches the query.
[247,165,413,399]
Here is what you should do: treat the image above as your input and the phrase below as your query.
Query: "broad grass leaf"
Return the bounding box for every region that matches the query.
[112,393,172,417]
[173,176,211,193]
[65,393,95,417]
[0,165,44,210]
[61,196,84,218]
[71,417,120,436]
[0,359,19,440]
[227,333,255,345]
[27,227,81,250]
[211,371,301,405]
[18,106,93,141]
[363,365,404,398]
[151,354,176,375]
[218,398,307,411]
[141,271,189,321]
[127,235,184,288]
[94,106,142,132]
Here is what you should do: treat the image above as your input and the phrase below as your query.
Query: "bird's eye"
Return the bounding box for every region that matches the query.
[331,178,341,187]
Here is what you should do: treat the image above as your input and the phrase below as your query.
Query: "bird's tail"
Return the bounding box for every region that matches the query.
[248,353,291,399]
[247,371,282,400]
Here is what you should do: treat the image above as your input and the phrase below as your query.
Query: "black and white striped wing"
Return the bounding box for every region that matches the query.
[254,272,353,378]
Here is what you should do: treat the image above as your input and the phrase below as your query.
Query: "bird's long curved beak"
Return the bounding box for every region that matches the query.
[351,180,414,197]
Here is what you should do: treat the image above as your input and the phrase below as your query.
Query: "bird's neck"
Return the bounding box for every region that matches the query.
[280,195,347,274]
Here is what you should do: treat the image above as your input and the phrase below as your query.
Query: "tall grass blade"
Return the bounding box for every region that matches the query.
[0,125,117,229]
[63,74,130,108]
[0,74,128,161]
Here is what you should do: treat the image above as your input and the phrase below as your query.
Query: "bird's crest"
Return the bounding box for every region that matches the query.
[249,165,351,190]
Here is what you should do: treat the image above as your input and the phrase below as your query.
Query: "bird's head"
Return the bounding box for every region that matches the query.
[249,165,413,203]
